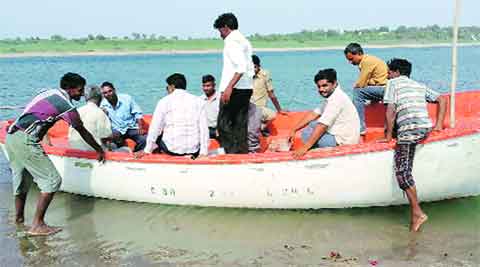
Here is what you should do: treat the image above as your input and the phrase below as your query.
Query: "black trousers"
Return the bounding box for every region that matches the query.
[217,89,253,154]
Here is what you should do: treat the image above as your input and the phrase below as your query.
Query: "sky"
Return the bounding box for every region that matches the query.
[1,0,479,39]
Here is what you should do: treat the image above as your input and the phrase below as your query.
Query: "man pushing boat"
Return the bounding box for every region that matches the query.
[5,73,105,236]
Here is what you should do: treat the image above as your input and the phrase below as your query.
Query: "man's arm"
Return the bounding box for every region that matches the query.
[354,64,374,88]
[198,105,210,157]
[136,119,145,135]
[74,125,105,162]
[432,95,447,131]
[143,101,165,154]
[267,90,286,113]
[222,41,248,104]
[384,103,396,142]
[293,123,328,158]
[288,111,320,141]
[222,73,243,104]
[129,96,145,135]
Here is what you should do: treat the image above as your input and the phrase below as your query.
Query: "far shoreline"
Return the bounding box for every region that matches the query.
[0,42,479,59]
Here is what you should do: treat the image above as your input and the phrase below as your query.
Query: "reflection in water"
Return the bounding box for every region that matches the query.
[0,156,479,266]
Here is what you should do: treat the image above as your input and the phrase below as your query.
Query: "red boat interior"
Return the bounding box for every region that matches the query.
[1,92,479,164]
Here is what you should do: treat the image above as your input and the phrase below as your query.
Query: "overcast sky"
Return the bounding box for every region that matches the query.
[1,0,478,39]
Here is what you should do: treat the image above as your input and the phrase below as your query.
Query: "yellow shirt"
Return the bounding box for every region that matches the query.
[355,54,388,88]
[251,69,274,107]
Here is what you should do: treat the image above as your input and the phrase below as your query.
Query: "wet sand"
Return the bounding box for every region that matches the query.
[0,153,478,266]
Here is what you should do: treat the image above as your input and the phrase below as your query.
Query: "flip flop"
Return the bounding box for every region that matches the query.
[411,214,428,232]
[26,226,62,237]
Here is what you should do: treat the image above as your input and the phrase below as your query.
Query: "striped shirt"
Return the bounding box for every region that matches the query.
[14,89,82,132]
[386,76,440,144]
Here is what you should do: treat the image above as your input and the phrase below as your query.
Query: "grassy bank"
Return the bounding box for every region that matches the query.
[1,25,479,55]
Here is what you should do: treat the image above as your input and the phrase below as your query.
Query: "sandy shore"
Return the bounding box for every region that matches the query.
[0,43,479,58]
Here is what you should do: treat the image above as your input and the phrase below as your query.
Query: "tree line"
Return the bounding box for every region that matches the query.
[2,25,480,44]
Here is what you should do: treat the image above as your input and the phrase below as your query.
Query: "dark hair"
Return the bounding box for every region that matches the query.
[202,74,215,83]
[213,13,238,30]
[166,73,187,89]
[100,81,115,89]
[344,43,364,55]
[252,55,261,66]
[314,68,337,84]
[60,72,86,90]
[387,58,412,77]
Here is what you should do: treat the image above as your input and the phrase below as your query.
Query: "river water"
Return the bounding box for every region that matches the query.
[0,46,479,266]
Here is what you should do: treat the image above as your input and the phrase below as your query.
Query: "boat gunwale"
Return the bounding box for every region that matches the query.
[1,91,479,165]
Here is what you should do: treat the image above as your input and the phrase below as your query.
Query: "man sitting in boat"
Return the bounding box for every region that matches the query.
[382,58,447,232]
[68,85,113,151]
[5,73,105,236]
[200,74,220,139]
[289,68,360,158]
[140,73,209,158]
[344,43,388,136]
[100,81,146,152]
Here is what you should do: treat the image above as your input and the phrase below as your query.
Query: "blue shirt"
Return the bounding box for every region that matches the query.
[100,93,143,134]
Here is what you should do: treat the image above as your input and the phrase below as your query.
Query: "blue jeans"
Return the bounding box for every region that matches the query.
[352,86,385,133]
[301,122,337,148]
[112,128,146,152]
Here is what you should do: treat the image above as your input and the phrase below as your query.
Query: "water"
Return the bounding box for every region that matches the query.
[1,47,479,266]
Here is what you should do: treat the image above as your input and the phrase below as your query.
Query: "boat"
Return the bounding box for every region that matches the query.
[1,91,479,209]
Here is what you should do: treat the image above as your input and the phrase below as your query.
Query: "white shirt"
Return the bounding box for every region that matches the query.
[201,92,220,128]
[145,89,209,155]
[314,85,360,145]
[218,30,254,92]
[68,102,112,150]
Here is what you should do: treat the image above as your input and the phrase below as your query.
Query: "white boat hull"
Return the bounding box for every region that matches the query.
[2,133,478,209]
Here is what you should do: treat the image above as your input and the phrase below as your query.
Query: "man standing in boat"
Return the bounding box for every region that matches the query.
[5,73,105,236]
[344,43,388,135]
[251,54,287,124]
[383,58,446,232]
[100,81,146,152]
[290,68,360,158]
[214,13,255,154]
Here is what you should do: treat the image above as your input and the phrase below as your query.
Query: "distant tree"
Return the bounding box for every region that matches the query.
[378,26,389,32]
[88,34,95,40]
[131,32,141,40]
[396,26,407,33]
[149,34,156,40]
[50,34,65,41]
[95,34,107,40]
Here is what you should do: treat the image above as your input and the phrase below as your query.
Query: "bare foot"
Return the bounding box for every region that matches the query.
[411,214,428,232]
[26,224,62,236]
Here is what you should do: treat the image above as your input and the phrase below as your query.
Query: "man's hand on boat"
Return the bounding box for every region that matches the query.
[433,124,444,132]
[96,150,106,163]
[134,151,146,159]
[292,146,309,159]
